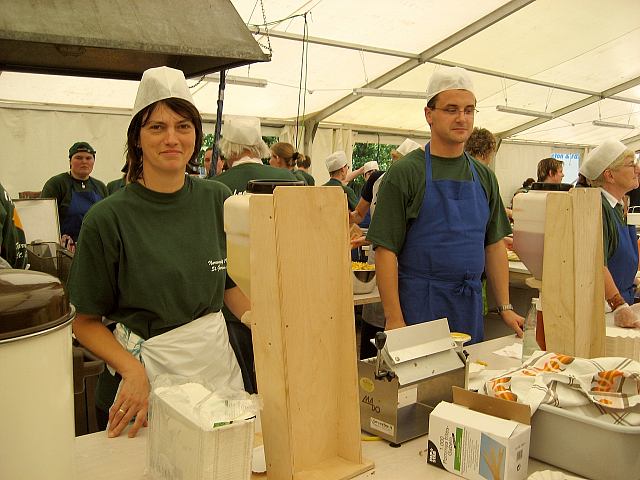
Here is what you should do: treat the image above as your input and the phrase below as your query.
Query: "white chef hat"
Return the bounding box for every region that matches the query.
[396,138,422,156]
[222,116,263,146]
[580,139,629,180]
[426,66,475,104]
[132,66,195,118]
[363,161,379,174]
[325,151,348,173]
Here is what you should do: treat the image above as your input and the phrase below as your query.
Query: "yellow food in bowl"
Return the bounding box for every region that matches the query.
[352,261,375,271]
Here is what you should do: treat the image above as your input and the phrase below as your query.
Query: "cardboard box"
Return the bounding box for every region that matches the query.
[427,387,530,480]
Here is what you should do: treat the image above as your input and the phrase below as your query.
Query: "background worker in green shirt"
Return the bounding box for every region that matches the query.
[296,154,315,185]
[213,116,297,193]
[579,139,640,328]
[367,66,523,343]
[0,182,27,269]
[41,141,107,250]
[323,151,359,211]
[68,66,250,439]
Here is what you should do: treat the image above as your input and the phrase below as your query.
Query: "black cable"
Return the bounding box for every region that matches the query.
[294,14,309,150]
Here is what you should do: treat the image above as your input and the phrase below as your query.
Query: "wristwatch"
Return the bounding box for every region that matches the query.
[496,304,513,313]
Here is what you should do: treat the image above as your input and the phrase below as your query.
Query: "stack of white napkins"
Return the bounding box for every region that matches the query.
[154,382,257,430]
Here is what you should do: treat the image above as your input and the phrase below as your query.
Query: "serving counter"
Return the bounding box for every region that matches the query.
[73,336,584,479]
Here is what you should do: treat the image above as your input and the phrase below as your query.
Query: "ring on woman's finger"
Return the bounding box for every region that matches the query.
[118,408,126,414]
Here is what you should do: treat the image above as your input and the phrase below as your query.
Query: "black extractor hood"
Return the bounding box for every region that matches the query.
[0,0,270,80]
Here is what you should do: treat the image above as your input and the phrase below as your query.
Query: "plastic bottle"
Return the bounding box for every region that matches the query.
[521,298,539,361]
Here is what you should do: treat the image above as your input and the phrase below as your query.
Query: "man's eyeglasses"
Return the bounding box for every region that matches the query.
[431,106,478,117]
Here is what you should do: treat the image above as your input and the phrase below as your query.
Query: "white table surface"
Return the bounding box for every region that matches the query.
[74,335,584,480]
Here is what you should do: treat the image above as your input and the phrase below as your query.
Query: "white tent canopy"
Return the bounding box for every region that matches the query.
[1,0,639,196]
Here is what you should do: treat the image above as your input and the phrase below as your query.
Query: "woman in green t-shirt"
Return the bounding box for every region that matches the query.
[68,67,250,439]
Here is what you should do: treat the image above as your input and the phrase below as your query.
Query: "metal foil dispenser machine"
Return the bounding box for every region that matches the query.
[358,319,468,446]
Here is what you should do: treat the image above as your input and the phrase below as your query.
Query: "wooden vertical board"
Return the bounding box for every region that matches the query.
[542,193,576,355]
[250,194,294,480]
[571,188,605,357]
[270,187,369,477]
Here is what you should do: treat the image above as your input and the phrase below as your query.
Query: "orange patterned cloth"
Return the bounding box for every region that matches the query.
[483,351,640,425]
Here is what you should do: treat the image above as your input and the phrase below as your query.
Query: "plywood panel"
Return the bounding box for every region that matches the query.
[271,187,362,469]
[541,189,604,358]
[250,194,294,480]
[542,193,575,355]
[571,188,604,357]
[250,187,372,480]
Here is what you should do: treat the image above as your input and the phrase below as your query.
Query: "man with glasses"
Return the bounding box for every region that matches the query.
[580,139,640,328]
[366,66,523,344]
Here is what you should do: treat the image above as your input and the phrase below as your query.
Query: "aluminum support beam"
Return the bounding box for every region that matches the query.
[300,0,535,123]
[499,74,640,139]
[251,27,640,107]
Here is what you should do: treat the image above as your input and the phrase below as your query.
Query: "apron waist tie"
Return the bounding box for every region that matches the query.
[106,323,145,376]
[400,270,482,295]
[455,273,480,297]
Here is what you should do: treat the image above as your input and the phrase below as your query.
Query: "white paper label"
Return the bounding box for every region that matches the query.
[370,417,394,436]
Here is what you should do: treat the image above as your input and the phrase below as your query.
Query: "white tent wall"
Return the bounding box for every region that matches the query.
[494,142,585,206]
[0,106,131,196]
[0,104,361,195]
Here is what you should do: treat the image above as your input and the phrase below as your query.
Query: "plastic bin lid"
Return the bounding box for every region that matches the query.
[246,179,305,193]
[0,269,72,342]
[530,182,573,191]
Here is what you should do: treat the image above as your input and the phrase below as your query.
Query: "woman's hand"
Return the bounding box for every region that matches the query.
[108,361,150,438]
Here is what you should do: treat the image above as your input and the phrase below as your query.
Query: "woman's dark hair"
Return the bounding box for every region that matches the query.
[297,154,311,169]
[575,173,591,188]
[126,98,203,183]
[522,177,535,189]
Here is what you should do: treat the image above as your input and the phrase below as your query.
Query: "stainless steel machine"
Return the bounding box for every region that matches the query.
[358,319,468,446]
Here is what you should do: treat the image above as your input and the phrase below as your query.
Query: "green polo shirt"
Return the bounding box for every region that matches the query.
[212,162,298,193]
[366,148,511,254]
[323,178,359,211]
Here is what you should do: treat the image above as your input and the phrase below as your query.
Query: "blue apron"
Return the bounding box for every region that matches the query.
[61,178,102,241]
[397,145,489,343]
[608,205,639,305]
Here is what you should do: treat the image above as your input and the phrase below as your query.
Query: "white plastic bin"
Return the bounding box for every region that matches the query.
[512,190,548,280]
[530,403,640,480]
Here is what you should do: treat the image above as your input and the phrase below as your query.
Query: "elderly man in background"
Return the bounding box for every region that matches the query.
[537,157,564,183]
[323,151,359,211]
[212,116,297,194]
[580,139,640,328]
[367,66,523,343]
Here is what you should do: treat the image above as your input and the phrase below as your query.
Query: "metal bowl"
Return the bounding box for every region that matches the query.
[352,270,376,294]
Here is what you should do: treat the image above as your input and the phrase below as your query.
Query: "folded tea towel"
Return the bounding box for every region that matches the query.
[483,351,640,426]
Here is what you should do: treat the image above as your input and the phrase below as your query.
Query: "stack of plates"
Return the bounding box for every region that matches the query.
[605,312,640,361]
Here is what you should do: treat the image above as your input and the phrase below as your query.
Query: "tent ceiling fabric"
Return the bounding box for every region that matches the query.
[0,0,268,79]
[1,0,639,146]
